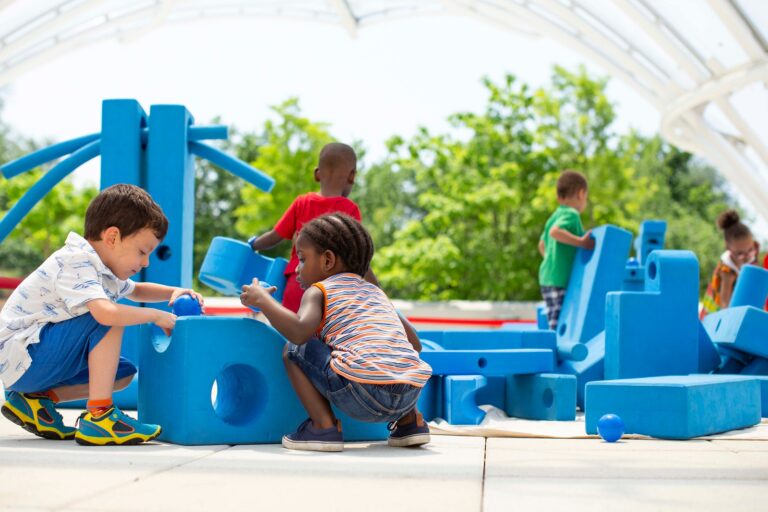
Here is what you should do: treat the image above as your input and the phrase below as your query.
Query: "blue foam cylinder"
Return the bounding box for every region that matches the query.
[585,375,761,439]
[730,265,768,309]
[505,373,576,421]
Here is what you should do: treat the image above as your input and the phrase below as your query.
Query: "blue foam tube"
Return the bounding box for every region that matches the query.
[189,141,274,192]
[0,133,100,179]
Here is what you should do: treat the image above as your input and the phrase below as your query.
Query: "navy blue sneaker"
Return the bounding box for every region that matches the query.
[388,412,430,447]
[282,418,343,452]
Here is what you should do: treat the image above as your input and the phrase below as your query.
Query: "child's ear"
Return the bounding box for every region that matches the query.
[101,226,121,248]
[348,169,356,184]
[322,250,336,272]
[313,167,321,183]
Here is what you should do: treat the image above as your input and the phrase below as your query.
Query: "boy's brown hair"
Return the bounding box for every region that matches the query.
[84,184,168,241]
[556,170,588,199]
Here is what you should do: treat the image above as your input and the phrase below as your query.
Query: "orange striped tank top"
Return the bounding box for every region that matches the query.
[313,273,432,387]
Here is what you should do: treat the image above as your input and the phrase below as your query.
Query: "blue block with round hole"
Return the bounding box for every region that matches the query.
[443,375,487,425]
[417,329,556,353]
[556,225,632,356]
[138,317,389,445]
[605,251,700,380]
[420,349,554,377]
[199,237,288,302]
[703,306,768,360]
[585,375,761,439]
[505,373,576,421]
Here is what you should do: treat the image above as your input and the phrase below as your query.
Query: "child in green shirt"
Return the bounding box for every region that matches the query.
[538,170,595,330]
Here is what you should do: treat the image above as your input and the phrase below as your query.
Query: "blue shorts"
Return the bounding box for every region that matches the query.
[285,337,422,423]
[8,313,137,393]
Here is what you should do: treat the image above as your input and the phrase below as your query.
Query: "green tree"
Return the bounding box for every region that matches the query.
[360,67,736,300]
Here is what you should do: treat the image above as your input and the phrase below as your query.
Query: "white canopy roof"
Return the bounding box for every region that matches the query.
[1,0,767,223]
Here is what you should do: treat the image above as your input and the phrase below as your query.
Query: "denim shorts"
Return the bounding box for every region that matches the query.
[9,313,137,393]
[285,337,422,423]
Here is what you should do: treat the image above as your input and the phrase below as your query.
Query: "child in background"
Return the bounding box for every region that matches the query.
[247,142,363,312]
[538,170,595,331]
[241,213,431,452]
[700,209,761,318]
[0,184,203,445]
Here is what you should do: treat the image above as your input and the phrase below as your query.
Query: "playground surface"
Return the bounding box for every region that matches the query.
[0,409,766,512]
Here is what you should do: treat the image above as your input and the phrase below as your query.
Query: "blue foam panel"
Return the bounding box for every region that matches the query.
[703,306,768,359]
[585,375,761,439]
[557,331,605,410]
[556,225,632,348]
[505,373,576,420]
[443,375,487,425]
[605,251,700,379]
[139,317,388,445]
[420,349,554,377]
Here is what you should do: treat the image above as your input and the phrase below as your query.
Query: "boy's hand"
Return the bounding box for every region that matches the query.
[581,231,596,250]
[154,310,177,337]
[240,279,277,309]
[168,288,205,311]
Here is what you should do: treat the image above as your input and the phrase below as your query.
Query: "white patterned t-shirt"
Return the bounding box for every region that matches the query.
[0,232,135,387]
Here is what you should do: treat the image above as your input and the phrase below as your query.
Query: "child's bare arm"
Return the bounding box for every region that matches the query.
[240,279,323,344]
[129,282,204,309]
[550,226,595,250]
[538,239,545,256]
[249,229,284,251]
[86,299,176,335]
[398,313,422,352]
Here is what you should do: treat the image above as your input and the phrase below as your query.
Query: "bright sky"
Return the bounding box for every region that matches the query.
[0,14,659,177]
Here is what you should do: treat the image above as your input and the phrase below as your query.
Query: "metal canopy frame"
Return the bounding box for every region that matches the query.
[1,0,767,223]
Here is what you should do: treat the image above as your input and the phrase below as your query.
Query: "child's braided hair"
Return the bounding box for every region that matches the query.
[298,213,374,277]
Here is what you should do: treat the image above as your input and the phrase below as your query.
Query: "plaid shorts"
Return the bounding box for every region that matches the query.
[541,286,566,331]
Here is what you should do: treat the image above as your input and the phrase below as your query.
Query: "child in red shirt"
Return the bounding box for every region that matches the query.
[248,143,363,312]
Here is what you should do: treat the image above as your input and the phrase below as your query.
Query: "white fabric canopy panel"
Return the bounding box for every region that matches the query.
[1,0,767,223]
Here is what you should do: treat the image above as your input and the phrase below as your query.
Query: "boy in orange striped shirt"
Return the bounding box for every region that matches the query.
[241,213,432,452]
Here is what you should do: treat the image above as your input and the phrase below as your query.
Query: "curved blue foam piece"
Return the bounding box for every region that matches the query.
[0,133,100,179]
[443,375,487,425]
[199,237,287,302]
[189,141,274,192]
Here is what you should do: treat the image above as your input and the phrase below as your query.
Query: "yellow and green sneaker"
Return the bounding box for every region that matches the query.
[1,391,76,440]
[75,406,161,446]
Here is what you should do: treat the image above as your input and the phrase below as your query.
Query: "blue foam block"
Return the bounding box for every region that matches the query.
[622,260,645,292]
[417,329,556,352]
[417,376,443,421]
[557,331,605,410]
[556,225,632,347]
[139,317,387,444]
[634,220,667,266]
[420,349,554,377]
[741,357,768,375]
[585,375,761,439]
[505,373,576,420]
[536,305,548,330]
[605,251,700,379]
[443,375,487,425]
[199,237,288,301]
[703,306,768,359]
[730,265,768,309]
[698,321,721,373]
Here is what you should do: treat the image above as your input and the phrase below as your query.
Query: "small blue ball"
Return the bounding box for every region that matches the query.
[597,413,624,442]
[172,294,202,316]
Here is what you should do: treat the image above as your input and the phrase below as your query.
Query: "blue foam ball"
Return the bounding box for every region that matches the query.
[172,294,202,316]
[597,413,624,442]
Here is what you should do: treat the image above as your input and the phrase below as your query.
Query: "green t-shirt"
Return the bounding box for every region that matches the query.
[539,205,585,288]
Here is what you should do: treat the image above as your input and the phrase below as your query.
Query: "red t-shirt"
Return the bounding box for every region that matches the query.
[274,192,362,274]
